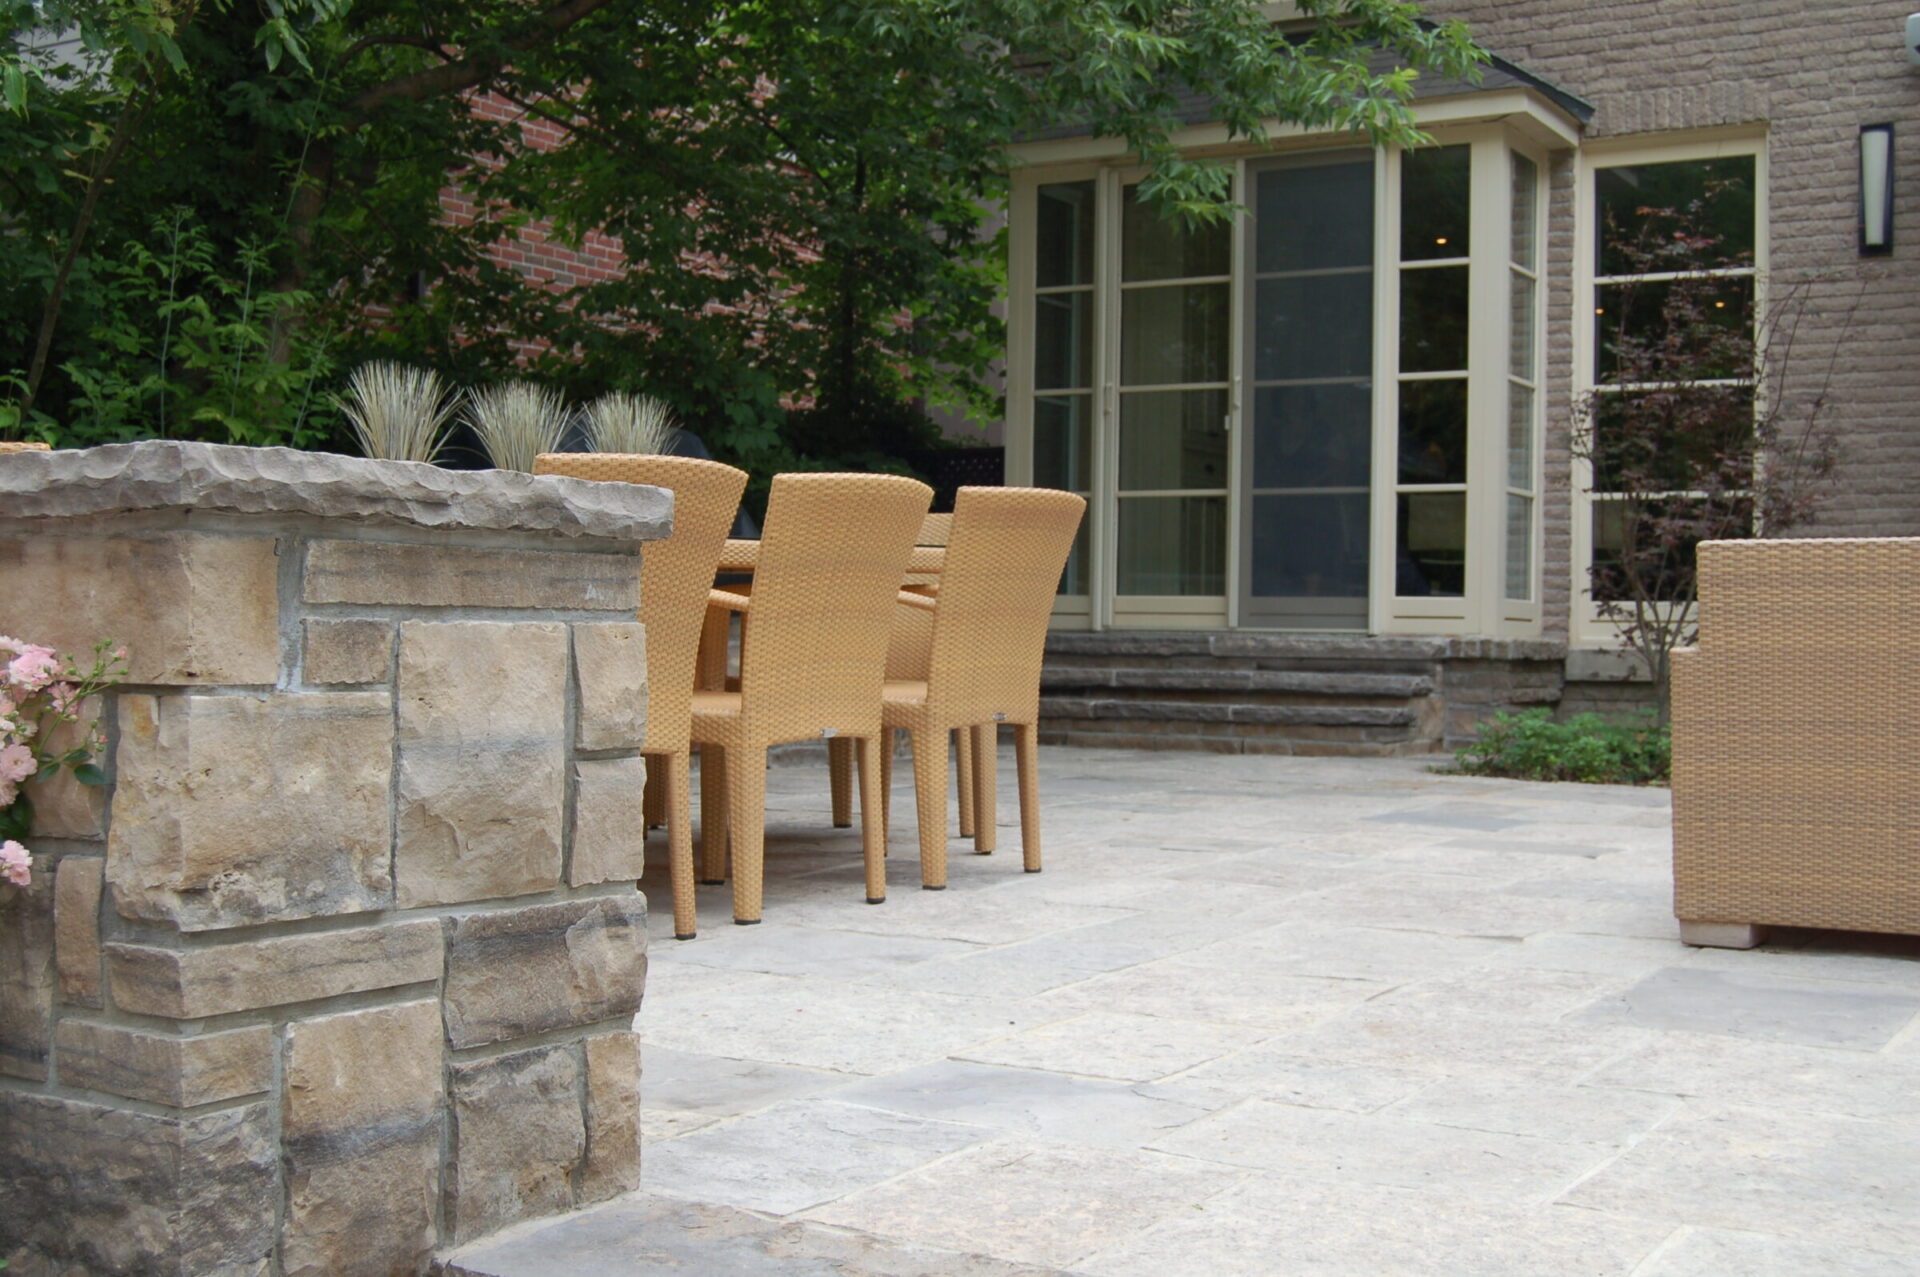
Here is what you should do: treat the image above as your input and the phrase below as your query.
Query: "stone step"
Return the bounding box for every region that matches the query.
[1038,695,1419,728]
[1040,665,1434,698]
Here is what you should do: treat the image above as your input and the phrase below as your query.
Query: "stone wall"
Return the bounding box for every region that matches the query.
[0,442,669,1276]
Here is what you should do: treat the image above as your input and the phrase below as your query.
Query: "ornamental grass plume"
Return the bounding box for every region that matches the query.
[464,380,571,472]
[584,391,678,455]
[335,362,462,463]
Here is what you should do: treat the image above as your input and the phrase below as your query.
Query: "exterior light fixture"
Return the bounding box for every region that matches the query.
[1861,123,1894,255]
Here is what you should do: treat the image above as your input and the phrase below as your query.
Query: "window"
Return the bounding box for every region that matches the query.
[1033,180,1095,594]
[1577,143,1762,633]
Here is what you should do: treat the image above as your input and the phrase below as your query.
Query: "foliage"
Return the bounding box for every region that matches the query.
[335,360,460,462]
[1452,708,1669,787]
[0,636,130,890]
[5,0,1485,476]
[1572,186,1847,723]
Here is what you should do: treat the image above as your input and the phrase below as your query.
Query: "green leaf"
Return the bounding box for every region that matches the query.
[73,763,109,787]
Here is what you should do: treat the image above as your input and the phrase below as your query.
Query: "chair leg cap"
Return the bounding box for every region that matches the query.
[698,879,725,886]
[674,932,697,941]
[1024,867,1042,874]
[734,918,761,927]
[866,896,885,905]
[923,884,946,891]
[833,821,853,829]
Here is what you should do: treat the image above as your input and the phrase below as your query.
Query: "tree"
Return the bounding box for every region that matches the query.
[1573,184,1847,722]
[4,1,1486,472]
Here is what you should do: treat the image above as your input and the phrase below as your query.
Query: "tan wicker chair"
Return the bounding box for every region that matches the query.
[533,452,747,941]
[878,486,1085,889]
[693,471,932,924]
[1671,536,1920,947]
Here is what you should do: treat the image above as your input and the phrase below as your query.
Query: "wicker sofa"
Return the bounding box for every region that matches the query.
[1670,537,1920,948]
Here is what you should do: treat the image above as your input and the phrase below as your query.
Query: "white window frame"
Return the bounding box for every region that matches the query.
[1570,130,1768,651]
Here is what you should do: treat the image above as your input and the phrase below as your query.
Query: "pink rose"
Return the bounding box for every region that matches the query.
[7,647,60,692]
[0,840,29,888]
[0,742,36,785]
[47,682,78,715]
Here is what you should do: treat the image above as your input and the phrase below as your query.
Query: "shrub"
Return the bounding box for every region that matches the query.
[1452,708,1669,786]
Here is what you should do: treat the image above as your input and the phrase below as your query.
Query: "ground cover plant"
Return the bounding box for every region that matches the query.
[1451,708,1669,786]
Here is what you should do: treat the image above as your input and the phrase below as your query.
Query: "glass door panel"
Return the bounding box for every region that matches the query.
[1033,180,1096,595]
[1240,153,1375,628]
[1115,183,1230,605]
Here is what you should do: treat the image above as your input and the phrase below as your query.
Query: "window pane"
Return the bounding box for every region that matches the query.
[1252,383,1371,489]
[1119,389,1228,490]
[1035,290,1093,390]
[1509,268,1536,382]
[1594,275,1752,382]
[1122,186,1229,281]
[1401,145,1470,262]
[1256,160,1373,272]
[1034,393,1092,491]
[1398,378,1467,484]
[1597,156,1756,276]
[1121,283,1229,384]
[1037,181,1095,288]
[1508,381,1535,489]
[1059,521,1089,595]
[1510,152,1538,271]
[1254,274,1371,381]
[1505,492,1532,600]
[1400,265,1469,372]
[1396,491,1466,596]
[1117,496,1225,595]
[1250,492,1369,598]
[1591,496,1751,602]
[1586,386,1756,493]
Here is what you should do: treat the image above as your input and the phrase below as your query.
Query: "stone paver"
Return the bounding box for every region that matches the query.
[443,749,1920,1276]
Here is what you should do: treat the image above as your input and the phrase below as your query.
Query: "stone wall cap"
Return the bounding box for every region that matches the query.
[0,441,672,542]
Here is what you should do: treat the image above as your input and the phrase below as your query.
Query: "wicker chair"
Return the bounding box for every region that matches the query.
[877,486,1086,889]
[693,472,932,925]
[1671,536,1920,947]
[533,452,747,941]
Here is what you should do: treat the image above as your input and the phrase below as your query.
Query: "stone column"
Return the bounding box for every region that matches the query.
[0,442,669,1276]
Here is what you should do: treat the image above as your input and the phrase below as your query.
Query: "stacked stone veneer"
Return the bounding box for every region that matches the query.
[0,442,670,1276]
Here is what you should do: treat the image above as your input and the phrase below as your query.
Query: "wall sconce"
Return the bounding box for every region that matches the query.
[1861,123,1894,255]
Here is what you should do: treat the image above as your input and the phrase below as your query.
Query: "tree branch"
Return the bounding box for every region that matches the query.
[349,0,617,115]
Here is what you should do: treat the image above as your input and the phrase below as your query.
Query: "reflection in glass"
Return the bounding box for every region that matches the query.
[1120,283,1229,385]
[1122,186,1229,281]
[1254,274,1371,381]
[1037,182,1095,288]
[1119,390,1228,490]
[1034,393,1091,491]
[1396,492,1466,596]
[1256,160,1373,273]
[1591,496,1750,602]
[1059,521,1089,595]
[1399,265,1469,372]
[1117,496,1225,595]
[1505,492,1532,601]
[1397,379,1467,484]
[1509,268,1535,382]
[1251,384,1371,489]
[1035,290,1093,390]
[1597,156,1755,275]
[1401,146,1471,262]
[1586,387,1755,493]
[1250,493,1368,598]
[1508,381,1534,488]
[1510,153,1538,271]
[1594,276,1752,382]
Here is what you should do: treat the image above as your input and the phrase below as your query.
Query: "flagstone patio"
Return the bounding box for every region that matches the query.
[445,748,1920,1276]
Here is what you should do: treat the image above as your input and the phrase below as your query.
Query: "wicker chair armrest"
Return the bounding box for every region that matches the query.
[708,588,752,613]
[895,590,938,612]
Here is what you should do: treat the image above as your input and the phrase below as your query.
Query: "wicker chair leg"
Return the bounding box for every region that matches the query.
[726,749,767,925]
[1014,722,1041,873]
[828,737,854,828]
[879,730,894,838]
[644,763,667,830]
[971,723,998,854]
[911,727,950,890]
[663,750,697,940]
[857,736,886,904]
[699,744,729,885]
[955,726,976,839]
